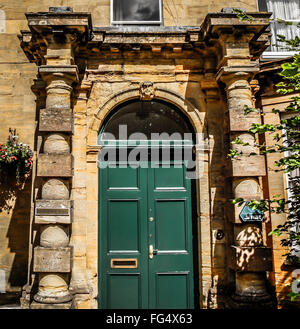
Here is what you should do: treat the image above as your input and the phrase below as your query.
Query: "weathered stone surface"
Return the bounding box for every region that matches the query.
[234,224,263,247]
[44,133,71,154]
[33,273,72,304]
[40,225,69,248]
[226,155,266,177]
[39,108,73,132]
[41,179,70,200]
[229,110,261,132]
[233,178,262,199]
[0,2,288,310]
[35,199,72,224]
[229,246,272,272]
[33,247,71,273]
[37,154,73,177]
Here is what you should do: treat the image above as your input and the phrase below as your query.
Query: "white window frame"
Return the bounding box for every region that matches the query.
[110,0,163,25]
[281,114,300,259]
[257,0,300,60]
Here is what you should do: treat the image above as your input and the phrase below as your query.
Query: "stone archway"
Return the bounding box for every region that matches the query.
[85,85,212,308]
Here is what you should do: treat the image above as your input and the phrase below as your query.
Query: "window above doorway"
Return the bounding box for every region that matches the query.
[111,0,163,25]
[258,0,300,60]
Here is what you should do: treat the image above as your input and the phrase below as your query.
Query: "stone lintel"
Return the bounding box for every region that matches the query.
[91,26,201,45]
[226,155,266,177]
[39,108,73,132]
[39,65,79,82]
[229,246,273,272]
[37,154,73,177]
[35,199,73,224]
[33,247,72,273]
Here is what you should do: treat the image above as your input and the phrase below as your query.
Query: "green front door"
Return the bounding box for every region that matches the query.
[99,152,195,309]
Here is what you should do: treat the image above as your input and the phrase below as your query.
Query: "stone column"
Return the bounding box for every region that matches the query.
[219,70,274,308]
[31,66,78,309]
[214,27,274,308]
[19,8,92,309]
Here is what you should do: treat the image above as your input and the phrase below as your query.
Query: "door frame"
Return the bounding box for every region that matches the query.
[98,141,200,309]
[86,88,212,309]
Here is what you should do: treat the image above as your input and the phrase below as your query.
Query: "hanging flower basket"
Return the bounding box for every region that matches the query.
[0,128,33,183]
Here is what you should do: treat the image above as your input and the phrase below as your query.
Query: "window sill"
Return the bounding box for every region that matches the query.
[261,52,297,60]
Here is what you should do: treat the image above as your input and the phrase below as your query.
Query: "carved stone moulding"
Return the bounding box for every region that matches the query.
[139,82,155,101]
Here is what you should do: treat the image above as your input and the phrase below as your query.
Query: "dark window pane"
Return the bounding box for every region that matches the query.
[113,0,161,22]
[101,100,193,140]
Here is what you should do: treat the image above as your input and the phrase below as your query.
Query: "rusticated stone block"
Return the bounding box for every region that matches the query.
[33,247,71,273]
[37,154,73,177]
[35,200,73,224]
[229,109,261,132]
[228,246,272,272]
[39,108,73,132]
[226,155,266,177]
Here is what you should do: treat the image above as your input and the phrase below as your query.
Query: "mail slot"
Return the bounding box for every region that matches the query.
[110,258,138,269]
[35,208,70,216]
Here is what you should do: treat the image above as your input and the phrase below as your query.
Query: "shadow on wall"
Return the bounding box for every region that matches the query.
[0,174,32,305]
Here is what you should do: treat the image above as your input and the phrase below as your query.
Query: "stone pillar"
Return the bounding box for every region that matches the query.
[69,81,92,309]
[31,65,78,309]
[18,8,92,309]
[220,71,273,308]
[215,29,274,307]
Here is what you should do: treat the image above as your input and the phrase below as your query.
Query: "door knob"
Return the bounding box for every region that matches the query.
[149,245,158,259]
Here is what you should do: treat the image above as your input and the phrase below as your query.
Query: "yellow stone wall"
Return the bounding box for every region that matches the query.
[0,0,268,306]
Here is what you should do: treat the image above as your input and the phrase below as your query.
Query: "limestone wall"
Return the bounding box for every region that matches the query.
[0,0,258,305]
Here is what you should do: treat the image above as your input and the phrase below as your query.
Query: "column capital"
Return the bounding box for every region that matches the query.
[216,66,259,85]
[20,10,92,65]
[39,65,79,84]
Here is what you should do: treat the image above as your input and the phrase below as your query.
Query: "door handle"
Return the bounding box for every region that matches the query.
[149,245,158,259]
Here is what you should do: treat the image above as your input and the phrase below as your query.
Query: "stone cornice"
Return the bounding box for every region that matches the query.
[25,12,92,35]
[19,11,272,64]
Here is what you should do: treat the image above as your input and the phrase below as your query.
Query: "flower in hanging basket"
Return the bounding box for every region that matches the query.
[0,128,33,183]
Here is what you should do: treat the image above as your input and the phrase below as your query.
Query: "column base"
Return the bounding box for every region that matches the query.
[229,293,276,309]
[30,301,72,309]
[33,291,73,304]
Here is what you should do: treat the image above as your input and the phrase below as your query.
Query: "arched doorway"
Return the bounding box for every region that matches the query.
[98,99,198,309]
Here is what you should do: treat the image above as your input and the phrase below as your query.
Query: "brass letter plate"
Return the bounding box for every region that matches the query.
[110,258,138,269]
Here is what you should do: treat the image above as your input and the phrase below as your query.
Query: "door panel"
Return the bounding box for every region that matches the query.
[99,162,148,309]
[108,274,142,309]
[155,273,190,309]
[99,157,194,309]
[154,199,188,251]
[148,161,194,309]
[108,200,140,252]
